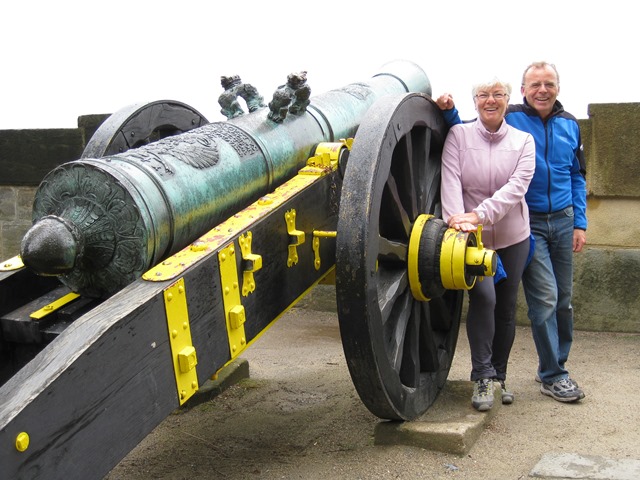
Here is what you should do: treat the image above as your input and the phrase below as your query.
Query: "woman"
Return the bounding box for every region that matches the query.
[439,78,535,411]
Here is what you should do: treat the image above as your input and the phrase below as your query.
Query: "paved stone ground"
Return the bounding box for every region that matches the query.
[106,295,640,480]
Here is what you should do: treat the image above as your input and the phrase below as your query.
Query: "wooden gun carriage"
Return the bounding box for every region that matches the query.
[0,60,495,479]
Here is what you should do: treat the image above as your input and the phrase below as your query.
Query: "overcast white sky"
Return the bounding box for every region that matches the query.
[1,1,636,130]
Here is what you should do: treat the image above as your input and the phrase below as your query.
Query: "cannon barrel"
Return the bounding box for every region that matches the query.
[20,60,432,297]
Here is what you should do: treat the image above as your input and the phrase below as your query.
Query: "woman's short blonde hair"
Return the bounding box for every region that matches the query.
[471,77,512,98]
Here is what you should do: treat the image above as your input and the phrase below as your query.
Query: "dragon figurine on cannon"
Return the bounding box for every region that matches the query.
[0,60,495,479]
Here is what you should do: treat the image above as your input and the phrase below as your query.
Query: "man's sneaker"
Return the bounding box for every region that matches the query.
[472,378,494,411]
[540,378,585,402]
[499,380,514,405]
[536,374,579,387]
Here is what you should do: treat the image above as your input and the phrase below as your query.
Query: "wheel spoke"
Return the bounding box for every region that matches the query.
[392,133,419,220]
[399,300,421,387]
[378,235,407,263]
[384,291,412,372]
[381,170,412,239]
[377,265,409,321]
[418,300,439,372]
[411,126,430,213]
[428,292,455,331]
[425,142,443,217]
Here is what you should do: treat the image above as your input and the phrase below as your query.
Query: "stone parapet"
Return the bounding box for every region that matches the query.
[0,186,36,260]
[0,103,639,333]
[514,247,640,333]
[586,198,640,248]
[0,114,106,257]
[0,129,84,186]
[584,103,640,198]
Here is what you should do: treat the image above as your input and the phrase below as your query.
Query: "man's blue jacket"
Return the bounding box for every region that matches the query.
[441,100,588,231]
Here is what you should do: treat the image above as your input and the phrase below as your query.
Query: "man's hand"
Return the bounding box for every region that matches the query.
[573,229,586,252]
[435,93,455,110]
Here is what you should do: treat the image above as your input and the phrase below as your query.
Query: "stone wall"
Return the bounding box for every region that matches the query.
[0,114,108,260]
[1,103,639,332]
[300,103,640,334]
[0,186,37,261]
[515,103,640,333]
[556,103,640,332]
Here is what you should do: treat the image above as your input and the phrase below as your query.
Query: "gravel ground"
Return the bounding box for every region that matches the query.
[105,299,640,480]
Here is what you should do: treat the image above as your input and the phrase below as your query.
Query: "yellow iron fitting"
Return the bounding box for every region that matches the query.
[0,255,24,271]
[407,214,434,301]
[218,243,247,359]
[439,225,496,291]
[312,230,337,271]
[164,278,199,405]
[285,209,305,267]
[30,292,81,320]
[238,231,262,296]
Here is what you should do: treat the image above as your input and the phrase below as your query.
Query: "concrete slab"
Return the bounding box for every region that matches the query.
[374,380,501,455]
[529,452,640,480]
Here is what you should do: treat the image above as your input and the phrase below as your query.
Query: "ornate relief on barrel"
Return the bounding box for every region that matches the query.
[203,122,261,158]
[110,129,221,172]
[105,122,260,174]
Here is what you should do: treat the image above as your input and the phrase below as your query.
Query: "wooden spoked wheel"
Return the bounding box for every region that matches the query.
[336,93,463,421]
[82,100,208,158]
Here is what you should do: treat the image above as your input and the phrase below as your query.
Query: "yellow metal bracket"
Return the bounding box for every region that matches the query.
[312,230,337,271]
[465,225,496,277]
[298,139,350,176]
[238,231,262,296]
[218,243,247,358]
[30,292,81,320]
[408,214,433,301]
[440,225,496,290]
[164,278,199,405]
[0,255,24,271]
[285,209,305,267]
[440,228,476,290]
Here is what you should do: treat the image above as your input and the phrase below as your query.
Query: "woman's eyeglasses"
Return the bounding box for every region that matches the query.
[475,92,508,101]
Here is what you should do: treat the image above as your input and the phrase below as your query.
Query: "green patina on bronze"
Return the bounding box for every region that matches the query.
[21,61,433,297]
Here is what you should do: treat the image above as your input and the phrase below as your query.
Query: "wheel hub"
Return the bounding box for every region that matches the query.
[408,213,497,301]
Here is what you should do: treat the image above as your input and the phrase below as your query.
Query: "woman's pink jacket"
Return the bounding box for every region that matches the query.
[440,119,535,250]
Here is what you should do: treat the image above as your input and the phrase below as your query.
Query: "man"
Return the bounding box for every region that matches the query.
[436,61,587,403]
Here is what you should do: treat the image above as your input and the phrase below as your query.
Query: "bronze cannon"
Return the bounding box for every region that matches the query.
[19,61,433,298]
[0,60,495,479]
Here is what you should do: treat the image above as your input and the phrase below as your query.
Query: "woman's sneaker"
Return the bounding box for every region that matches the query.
[540,377,585,402]
[472,378,494,411]
[499,380,514,405]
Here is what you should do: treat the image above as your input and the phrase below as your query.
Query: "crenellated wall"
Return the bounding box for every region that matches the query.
[0,114,108,260]
[1,104,639,332]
